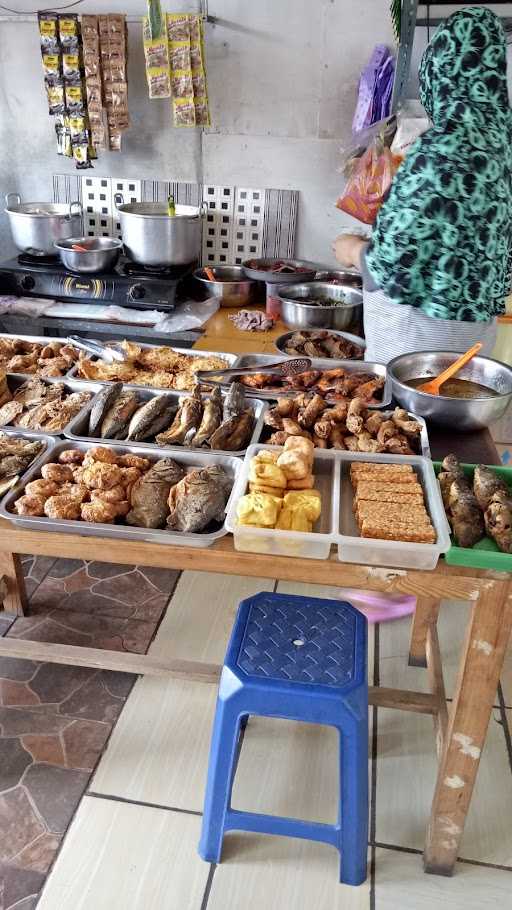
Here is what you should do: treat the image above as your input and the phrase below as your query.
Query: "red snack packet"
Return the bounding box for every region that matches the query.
[336,137,401,225]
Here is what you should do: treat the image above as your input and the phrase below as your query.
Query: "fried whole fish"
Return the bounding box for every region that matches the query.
[473,464,509,512]
[485,489,512,553]
[221,409,255,451]
[100,391,140,439]
[167,465,232,532]
[127,394,176,441]
[88,381,124,436]
[223,381,245,420]
[155,387,203,445]
[190,387,222,446]
[126,457,185,529]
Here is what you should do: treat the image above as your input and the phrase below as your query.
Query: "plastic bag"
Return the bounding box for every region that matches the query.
[390,102,429,159]
[154,296,219,333]
[336,135,402,225]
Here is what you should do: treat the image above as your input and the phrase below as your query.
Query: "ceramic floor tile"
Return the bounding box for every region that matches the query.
[374,846,512,909]
[375,659,512,866]
[208,834,370,910]
[37,797,210,910]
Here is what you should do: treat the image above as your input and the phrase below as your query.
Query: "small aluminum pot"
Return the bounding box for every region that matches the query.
[5,194,83,256]
[193,266,257,307]
[115,194,203,266]
[278,282,363,333]
[54,237,123,274]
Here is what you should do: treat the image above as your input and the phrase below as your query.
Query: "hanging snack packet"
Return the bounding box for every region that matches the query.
[42,53,61,79]
[68,113,88,143]
[38,12,59,52]
[167,13,190,41]
[58,14,79,49]
[169,41,191,72]
[65,80,86,113]
[62,52,80,79]
[46,79,65,116]
[191,68,206,97]
[173,98,196,127]
[147,68,171,99]
[72,138,93,169]
[55,115,72,156]
[171,70,193,99]
[194,97,210,127]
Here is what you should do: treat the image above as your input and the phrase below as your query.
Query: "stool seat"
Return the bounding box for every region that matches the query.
[199,591,368,886]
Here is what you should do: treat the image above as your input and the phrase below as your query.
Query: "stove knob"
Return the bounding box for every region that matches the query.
[129,284,146,300]
[20,275,35,291]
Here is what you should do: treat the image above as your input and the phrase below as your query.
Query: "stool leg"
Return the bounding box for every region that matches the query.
[240,713,249,731]
[199,697,242,864]
[338,723,369,886]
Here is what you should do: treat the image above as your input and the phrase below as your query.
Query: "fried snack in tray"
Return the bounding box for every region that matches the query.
[76,341,229,392]
[282,330,363,361]
[0,379,92,433]
[439,456,512,553]
[0,338,79,377]
[0,432,45,490]
[264,396,421,453]
[243,366,384,404]
[350,462,436,544]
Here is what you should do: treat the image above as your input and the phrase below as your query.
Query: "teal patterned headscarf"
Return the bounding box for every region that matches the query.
[366,7,512,322]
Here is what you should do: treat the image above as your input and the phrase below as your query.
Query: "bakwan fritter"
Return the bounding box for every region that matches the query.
[77,342,229,392]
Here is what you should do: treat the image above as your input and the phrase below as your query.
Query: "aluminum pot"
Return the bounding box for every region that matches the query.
[54,236,123,274]
[115,194,203,266]
[5,194,83,256]
[193,266,257,307]
[389,350,512,431]
[278,282,363,333]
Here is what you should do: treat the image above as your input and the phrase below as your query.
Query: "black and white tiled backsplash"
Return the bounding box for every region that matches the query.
[53,175,298,265]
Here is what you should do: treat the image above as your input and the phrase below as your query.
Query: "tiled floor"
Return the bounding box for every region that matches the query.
[29,572,512,910]
[0,557,179,910]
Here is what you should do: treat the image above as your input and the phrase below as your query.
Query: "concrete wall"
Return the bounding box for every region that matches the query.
[0,0,395,263]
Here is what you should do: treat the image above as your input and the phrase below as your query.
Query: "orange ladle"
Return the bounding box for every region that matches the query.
[416,342,482,395]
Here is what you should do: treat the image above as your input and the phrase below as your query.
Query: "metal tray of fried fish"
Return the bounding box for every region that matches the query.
[64,383,268,458]
[0,429,56,499]
[220,353,391,408]
[0,375,104,437]
[65,341,240,386]
[0,440,242,548]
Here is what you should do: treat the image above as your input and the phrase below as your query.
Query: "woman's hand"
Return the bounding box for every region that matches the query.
[332,234,366,269]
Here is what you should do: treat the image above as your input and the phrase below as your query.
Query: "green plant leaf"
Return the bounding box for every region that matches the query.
[390,0,401,42]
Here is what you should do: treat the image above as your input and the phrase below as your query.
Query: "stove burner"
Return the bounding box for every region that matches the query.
[121,260,193,280]
[17,252,60,268]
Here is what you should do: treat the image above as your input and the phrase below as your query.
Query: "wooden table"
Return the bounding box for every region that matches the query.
[0,318,509,877]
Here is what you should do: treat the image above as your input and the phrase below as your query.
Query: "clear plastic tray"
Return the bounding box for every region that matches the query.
[225,444,339,560]
[0,440,242,548]
[0,375,104,437]
[337,451,451,571]
[230,353,391,407]
[64,387,267,458]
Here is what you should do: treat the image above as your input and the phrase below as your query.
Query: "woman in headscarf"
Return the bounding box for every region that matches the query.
[334,6,512,363]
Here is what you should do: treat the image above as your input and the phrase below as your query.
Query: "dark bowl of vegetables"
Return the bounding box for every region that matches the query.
[278,281,363,333]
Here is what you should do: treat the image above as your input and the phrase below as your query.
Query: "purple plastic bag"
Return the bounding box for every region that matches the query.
[352,44,394,135]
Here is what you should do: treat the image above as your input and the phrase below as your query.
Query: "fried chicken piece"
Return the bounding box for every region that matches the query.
[120,466,142,488]
[365,411,385,435]
[276,398,296,417]
[41,463,74,484]
[287,370,321,390]
[44,494,82,520]
[38,358,69,378]
[117,454,150,471]
[385,434,414,456]
[329,425,346,449]
[392,408,422,438]
[14,494,46,516]
[312,434,328,449]
[7,353,39,372]
[357,431,383,453]
[346,398,365,435]
[298,394,325,429]
[58,344,79,365]
[377,420,398,446]
[89,485,125,504]
[24,479,59,499]
[82,446,120,466]
[240,372,274,389]
[353,376,385,402]
[264,409,284,431]
[81,500,119,523]
[321,402,349,423]
[313,418,332,440]
[82,462,123,490]
[58,449,85,465]
[344,435,359,451]
[267,431,287,445]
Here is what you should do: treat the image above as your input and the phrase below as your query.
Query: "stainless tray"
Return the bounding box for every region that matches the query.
[64,386,267,458]
[0,439,242,548]
[0,332,82,379]
[0,375,104,437]
[66,342,240,387]
[257,408,430,457]
[228,353,391,407]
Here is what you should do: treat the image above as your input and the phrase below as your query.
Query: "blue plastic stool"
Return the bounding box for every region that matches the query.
[198,591,368,885]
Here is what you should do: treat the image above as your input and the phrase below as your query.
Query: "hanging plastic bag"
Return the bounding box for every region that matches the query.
[390,101,430,160]
[336,134,402,225]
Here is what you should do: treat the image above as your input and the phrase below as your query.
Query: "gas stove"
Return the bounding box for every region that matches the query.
[0,254,196,310]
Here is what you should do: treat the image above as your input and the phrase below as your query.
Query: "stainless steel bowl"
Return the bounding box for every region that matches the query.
[314,268,362,289]
[389,350,512,431]
[54,236,123,274]
[278,282,363,332]
[193,266,257,308]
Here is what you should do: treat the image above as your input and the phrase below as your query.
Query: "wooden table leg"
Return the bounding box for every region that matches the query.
[409,596,440,668]
[424,578,512,875]
[0,552,27,616]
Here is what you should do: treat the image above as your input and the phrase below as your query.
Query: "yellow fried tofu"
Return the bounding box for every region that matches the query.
[276,507,312,532]
[236,492,282,528]
[287,473,315,490]
[249,482,284,497]
[248,459,287,490]
[283,489,322,523]
[276,449,311,480]
[253,451,278,464]
[284,436,315,463]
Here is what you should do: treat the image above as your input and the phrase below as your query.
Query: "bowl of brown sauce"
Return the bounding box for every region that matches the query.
[388,351,512,430]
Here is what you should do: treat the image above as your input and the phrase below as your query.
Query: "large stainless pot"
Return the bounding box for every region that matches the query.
[389,350,512,431]
[115,194,203,267]
[5,193,83,256]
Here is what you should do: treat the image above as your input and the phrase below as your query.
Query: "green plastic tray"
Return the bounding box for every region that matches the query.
[433,462,512,572]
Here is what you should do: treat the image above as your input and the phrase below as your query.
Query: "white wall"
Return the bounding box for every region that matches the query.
[0,0,395,263]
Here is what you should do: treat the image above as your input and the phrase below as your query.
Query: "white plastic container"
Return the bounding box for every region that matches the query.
[225,444,339,560]
[337,451,451,571]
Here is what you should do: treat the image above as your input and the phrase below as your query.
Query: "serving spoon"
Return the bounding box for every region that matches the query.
[416,343,482,395]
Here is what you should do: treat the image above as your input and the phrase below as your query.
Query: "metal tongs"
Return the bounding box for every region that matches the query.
[67,336,127,364]
[196,357,312,384]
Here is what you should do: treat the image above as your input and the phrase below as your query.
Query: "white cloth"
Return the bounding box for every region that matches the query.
[363,288,497,364]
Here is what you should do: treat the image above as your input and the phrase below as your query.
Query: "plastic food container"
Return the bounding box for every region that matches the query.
[337,451,451,571]
[64,388,267,458]
[225,444,339,560]
[0,440,242,548]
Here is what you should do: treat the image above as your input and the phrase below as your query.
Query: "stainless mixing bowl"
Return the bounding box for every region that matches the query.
[55,236,123,273]
[278,282,363,332]
[389,350,512,430]
[193,266,257,307]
